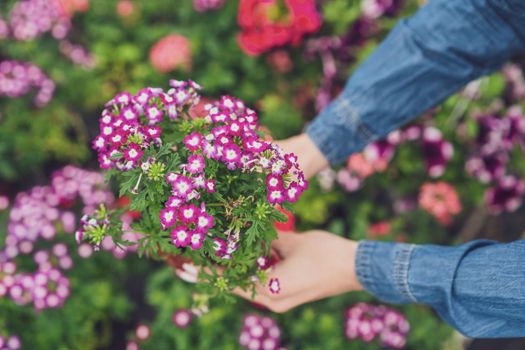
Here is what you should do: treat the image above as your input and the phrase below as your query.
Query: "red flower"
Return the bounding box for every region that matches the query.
[273,205,296,232]
[368,221,391,237]
[237,0,321,56]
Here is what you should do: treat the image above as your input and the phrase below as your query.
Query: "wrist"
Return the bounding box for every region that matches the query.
[346,240,363,291]
[278,133,329,179]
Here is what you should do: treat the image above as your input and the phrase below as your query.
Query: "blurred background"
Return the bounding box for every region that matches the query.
[0,0,524,349]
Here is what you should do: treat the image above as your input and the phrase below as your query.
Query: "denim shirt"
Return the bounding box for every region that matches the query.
[305,0,525,338]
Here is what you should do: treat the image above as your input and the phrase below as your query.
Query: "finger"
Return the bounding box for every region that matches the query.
[176,269,198,283]
[271,231,297,257]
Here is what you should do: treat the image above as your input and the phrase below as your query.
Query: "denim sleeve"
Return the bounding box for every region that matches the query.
[355,240,525,338]
[306,0,525,164]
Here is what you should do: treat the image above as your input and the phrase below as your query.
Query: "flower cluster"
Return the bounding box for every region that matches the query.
[466,107,525,213]
[334,125,453,192]
[237,0,322,56]
[149,34,192,73]
[485,175,525,214]
[304,0,404,111]
[93,80,200,171]
[90,79,307,299]
[193,0,225,12]
[59,40,96,69]
[0,60,55,107]
[0,166,116,311]
[345,303,409,349]
[4,0,71,41]
[0,334,21,350]
[239,314,282,350]
[418,181,461,225]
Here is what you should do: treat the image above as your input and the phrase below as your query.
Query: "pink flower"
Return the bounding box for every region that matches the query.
[189,231,205,250]
[172,176,193,198]
[183,132,204,152]
[172,309,193,328]
[419,182,461,225]
[267,189,285,204]
[347,153,386,178]
[222,143,242,164]
[285,183,301,202]
[166,196,184,208]
[186,154,205,174]
[268,278,280,294]
[266,174,283,189]
[205,179,216,193]
[196,211,214,232]
[179,204,198,224]
[160,208,178,229]
[116,0,135,17]
[149,34,192,73]
[124,144,143,162]
[171,226,191,247]
[256,256,269,269]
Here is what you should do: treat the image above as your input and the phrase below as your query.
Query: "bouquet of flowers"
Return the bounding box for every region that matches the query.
[78,79,307,302]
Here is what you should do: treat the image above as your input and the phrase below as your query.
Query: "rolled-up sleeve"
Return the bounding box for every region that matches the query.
[307,0,525,164]
[355,240,525,338]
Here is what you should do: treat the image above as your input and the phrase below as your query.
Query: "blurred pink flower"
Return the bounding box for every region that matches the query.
[347,153,387,178]
[419,182,461,225]
[116,0,135,18]
[267,50,293,73]
[149,34,192,73]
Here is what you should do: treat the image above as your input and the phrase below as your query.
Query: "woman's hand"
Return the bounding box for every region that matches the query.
[177,230,362,313]
[234,230,362,312]
[277,133,329,179]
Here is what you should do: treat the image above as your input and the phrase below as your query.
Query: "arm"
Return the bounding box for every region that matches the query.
[356,239,525,338]
[224,231,525,338]
[303,0,525,165]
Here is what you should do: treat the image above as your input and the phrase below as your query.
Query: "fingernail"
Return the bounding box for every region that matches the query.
[178,271,198,283]
[182,263,198,274]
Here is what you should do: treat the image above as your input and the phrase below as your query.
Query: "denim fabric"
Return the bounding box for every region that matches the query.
[355,240,525,337]
[306,0,525,164]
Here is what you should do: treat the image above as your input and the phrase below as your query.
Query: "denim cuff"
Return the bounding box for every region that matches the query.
[355,240,417,304]
[305,93,375,165]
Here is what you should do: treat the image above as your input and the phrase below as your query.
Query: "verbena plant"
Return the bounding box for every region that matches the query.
[76,80,307,303]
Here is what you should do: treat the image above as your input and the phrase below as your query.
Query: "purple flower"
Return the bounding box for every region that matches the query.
[466,152,508,183]
[239,314,281,350]
[0,60,55,106]
[345,303,409,349]
[7,0,71,41]
[58,40,95,69]
[485,176,525,214]
[422,126,453,178]
[193,0,225,12]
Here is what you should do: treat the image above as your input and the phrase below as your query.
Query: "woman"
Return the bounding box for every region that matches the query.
[181,0,525,337]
